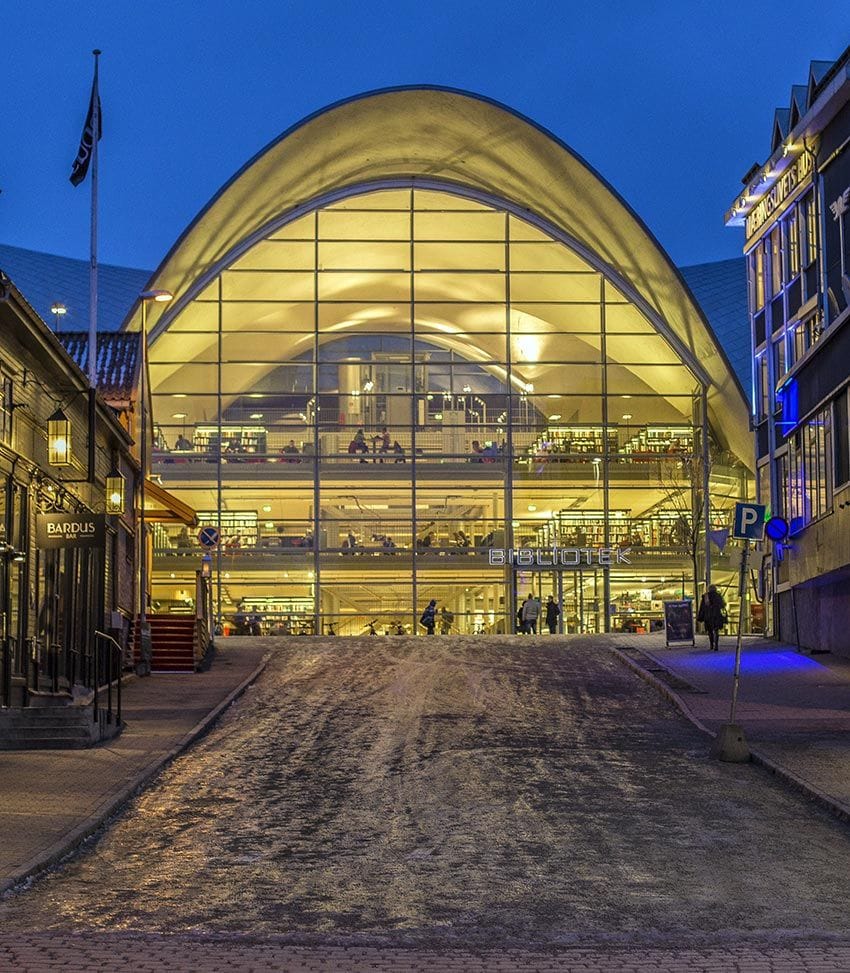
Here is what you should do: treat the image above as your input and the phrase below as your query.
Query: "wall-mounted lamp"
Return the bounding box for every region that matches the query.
[105,467,126,514]
[48,408,72,466]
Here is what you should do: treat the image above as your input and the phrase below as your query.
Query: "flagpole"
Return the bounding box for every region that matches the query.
[87,49,101,388]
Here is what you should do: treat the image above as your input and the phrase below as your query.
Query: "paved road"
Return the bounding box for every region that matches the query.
[4,635,850,957]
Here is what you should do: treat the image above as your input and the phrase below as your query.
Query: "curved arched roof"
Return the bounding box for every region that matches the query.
[126,86,752,465]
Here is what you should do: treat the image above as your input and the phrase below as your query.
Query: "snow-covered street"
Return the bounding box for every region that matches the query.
[4,635,850,948]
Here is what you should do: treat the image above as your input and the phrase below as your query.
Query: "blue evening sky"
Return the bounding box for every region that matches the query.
[3,1,849,272]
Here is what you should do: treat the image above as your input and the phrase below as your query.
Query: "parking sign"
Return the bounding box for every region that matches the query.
[732,502,766,541]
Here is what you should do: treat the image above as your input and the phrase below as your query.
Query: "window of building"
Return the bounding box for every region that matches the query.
[785,209,800,279]
[753,245,765,310]
[835,389,850,489]
[770,225,783,295]
[756,353,769,421]
[773,334,787,384]
[774,451,790,519]
[801,190,818,269]
[0,376,12,445]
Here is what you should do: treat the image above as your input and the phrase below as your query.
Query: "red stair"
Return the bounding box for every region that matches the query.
[132,615,197,672]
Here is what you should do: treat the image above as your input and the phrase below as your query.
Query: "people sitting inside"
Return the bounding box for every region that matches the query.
[348,428,369,462]
[373,426,390,461]
[174,433,193,451]
[470,440,484,463]
[453,530,471,548]
[281,440,301,463]
[224,438,246,462]
[382,536,396,552]
[392,440,406,463]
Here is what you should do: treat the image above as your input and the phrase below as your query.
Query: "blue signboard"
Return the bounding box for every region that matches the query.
[732,502,766,541]
[198,525,220,548]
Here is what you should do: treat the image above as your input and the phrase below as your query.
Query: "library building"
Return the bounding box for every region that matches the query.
[130,88,753,636]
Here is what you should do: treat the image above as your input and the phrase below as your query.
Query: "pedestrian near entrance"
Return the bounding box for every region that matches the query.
[420,599,437,635]
[545,595,560,635]
[697,584,727,651]
[522,595,541,635]
[517,597,527,634]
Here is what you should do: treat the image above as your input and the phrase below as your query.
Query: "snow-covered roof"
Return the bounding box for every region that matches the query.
[57,331,139,403]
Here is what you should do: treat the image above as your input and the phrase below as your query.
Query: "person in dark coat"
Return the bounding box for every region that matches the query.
[697,584,727,651]
[545,595,560,635]
[420,599,437,636]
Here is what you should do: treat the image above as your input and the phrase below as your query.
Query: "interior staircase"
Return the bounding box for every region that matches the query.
[133,615,198,672]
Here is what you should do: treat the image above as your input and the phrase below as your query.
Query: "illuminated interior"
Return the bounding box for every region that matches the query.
[146,183,750,634]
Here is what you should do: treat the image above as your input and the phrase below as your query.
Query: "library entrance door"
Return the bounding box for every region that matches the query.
[514,569,604,635]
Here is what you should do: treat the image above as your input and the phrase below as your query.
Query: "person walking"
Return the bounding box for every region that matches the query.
[420,599,437,636]
[545,595,560,635]
[517,597,527,634]
[522,595,541,635]
[697,584,727,651]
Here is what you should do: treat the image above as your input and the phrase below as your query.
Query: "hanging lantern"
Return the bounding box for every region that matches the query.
[48,408,72,466]
[106,467,125,514]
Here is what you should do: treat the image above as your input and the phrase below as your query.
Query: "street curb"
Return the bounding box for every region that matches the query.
[610,647,850,827]
[0,653,270,897]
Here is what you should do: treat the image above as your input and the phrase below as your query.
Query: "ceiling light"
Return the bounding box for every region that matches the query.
[262,505,272,513]
[171,412,187,420]
[527,505,537,512]
[249,413,263,419]
[548,414,562,421]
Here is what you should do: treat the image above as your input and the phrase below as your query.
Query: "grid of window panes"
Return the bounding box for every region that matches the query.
[778,404,834,533]
[148,188,746,634]
[749,189,821,433]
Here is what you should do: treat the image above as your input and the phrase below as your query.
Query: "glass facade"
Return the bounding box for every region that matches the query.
[149,187,748,635]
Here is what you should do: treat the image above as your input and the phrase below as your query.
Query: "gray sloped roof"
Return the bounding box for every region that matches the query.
[0,241,751,397]
[57,331,139,402]
[679,257,750,398]
[0,243,149,333]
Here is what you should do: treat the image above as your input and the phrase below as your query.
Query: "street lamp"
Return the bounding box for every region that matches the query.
[50,302,67,333]
[106,466,125,514]
[48,408,72,466]
[137,289,173,676]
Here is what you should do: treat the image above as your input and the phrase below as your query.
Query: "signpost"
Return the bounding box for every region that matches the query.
[198,526,220,549]
[663,599,695,646]
[712,502,765,762]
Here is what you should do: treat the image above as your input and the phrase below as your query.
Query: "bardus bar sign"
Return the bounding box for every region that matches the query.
[36,513,106,549]
[488,546,632,568]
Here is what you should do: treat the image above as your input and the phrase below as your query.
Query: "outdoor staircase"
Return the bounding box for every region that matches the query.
[0,703,121,750]
[133,615,198,672]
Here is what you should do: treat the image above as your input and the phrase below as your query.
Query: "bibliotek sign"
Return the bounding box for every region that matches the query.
[489,546,631,569]
[36,513,105,549]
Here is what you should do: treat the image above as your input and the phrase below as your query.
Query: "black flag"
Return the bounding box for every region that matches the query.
[69,58,102,187]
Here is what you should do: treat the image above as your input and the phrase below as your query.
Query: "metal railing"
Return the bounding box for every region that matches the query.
[93,630,123,727]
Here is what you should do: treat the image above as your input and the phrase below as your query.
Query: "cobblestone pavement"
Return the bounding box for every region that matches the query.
[4,636,850,960]
[5,932,850,972]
